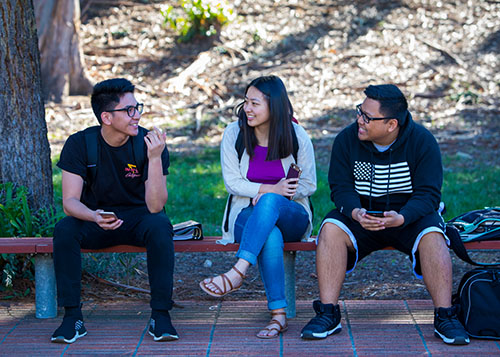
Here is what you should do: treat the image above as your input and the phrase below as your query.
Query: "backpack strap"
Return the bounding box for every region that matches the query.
[291,128,298,163]
[84,126,101,186]
[446,225,499,267]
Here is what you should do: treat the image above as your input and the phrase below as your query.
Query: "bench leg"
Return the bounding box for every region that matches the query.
[35,254,57,319]
[284,250,296,318]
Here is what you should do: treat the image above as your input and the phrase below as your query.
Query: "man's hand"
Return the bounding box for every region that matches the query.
[378,210,405,228]
[144,126,166,160]
[144,126,168,213]
[352,208,405,231]
[95,209,123,230]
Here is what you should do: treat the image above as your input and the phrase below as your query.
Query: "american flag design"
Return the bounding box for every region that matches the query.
[354,161,413,197]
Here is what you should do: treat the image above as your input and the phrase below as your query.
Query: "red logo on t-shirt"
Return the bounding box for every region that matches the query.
[125,164,141,178]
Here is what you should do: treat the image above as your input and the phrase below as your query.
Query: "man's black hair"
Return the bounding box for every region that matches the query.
[364,84,408,125]
[91,78,135,124]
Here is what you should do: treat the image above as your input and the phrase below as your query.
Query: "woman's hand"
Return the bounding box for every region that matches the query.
[255,178,299,204]
[252,193,264,205]
[274,178,299,197]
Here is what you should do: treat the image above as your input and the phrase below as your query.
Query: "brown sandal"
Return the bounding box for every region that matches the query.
[256,311,288,339]
[199,266,246,298]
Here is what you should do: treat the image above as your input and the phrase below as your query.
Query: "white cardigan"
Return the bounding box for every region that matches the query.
[218,121,317,245]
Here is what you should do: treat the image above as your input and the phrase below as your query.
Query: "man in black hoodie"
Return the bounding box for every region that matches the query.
[301,84,469,345]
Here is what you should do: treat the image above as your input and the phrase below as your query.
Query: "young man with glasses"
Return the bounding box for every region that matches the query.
[51,78,178,343]
[301,84,469,345]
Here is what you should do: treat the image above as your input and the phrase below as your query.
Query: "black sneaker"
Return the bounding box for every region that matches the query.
[148,310,179,342]
[51,316,87,343]
[434,306,470,345]
[301,300,342,339]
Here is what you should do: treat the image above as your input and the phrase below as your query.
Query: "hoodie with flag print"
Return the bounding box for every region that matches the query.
[328,113,443,228]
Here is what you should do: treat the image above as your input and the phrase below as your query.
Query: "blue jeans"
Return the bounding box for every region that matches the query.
[234,193,309,310]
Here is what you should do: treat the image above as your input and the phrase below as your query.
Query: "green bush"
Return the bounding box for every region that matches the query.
[0,183,58,238]
[161,0,235,42]
[0,183,60,292]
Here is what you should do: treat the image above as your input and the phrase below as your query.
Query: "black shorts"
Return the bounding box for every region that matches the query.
[320,209,448,278]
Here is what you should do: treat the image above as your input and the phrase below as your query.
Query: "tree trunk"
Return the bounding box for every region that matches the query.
[0,1,54,211]
[34,0,93,103]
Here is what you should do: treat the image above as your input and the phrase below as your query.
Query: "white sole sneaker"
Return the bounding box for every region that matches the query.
[434,329,470,345]
[301,322,342,339]
[51,330,87,344]
[148,330,179,342]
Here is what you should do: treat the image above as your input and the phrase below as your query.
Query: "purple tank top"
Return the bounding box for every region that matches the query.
[247,145,285,184]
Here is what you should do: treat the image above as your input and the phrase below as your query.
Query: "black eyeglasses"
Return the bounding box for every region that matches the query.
[107,103,144,118]
[356,104,392,124]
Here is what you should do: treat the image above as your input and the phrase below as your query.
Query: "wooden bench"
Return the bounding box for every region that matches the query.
[0,237,498,319]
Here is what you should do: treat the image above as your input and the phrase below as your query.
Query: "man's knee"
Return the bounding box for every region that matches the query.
[141,213,174,250]
[142,213,173,234]
[417,232,451,271]
[417,231,447,252]
[318,222,353,250]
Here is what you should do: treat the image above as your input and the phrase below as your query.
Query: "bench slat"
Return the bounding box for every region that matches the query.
[79,237,317,253]
[0,238,42,254]
[0,237,498,254]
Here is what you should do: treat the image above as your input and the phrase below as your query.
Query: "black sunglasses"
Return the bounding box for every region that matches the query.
[356,104,393,124]
[107,103,144,118]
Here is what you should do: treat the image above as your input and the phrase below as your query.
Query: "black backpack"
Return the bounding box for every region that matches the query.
[452,267,500,340]
[83,125,146,188]
[447,207,500,242]
[446,212,500,340]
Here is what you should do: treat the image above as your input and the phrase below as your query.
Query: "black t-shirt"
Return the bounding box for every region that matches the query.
[57,128,170,211]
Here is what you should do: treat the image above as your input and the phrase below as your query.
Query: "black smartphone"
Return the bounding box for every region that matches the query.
[366,210,384,217]
[286,163,302,180]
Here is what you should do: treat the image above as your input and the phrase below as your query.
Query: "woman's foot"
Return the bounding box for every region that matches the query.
[256,310,288,339]
[199,266,246,297]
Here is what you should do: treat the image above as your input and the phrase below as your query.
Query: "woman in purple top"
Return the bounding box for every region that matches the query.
[200,76,317,338]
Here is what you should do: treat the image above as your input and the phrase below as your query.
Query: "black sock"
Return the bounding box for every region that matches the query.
[64,305,82,319]
[152,309,170,318]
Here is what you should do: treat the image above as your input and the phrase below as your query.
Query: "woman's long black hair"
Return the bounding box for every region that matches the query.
[235,75,294,161]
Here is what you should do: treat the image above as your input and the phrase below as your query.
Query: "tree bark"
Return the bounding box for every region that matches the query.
[34,0,93,103]
[0,1,54,211]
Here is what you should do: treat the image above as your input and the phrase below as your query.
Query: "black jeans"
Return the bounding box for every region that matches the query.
[53,207,174,310]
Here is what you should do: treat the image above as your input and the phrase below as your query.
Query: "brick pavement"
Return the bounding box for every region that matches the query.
[0,299,499,356]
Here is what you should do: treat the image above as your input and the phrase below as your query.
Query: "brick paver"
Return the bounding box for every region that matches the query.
[0,299,498,356]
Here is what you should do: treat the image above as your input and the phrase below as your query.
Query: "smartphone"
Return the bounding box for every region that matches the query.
[99,211,118,220]
[286,163,302,180]
[366,210,384,217]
